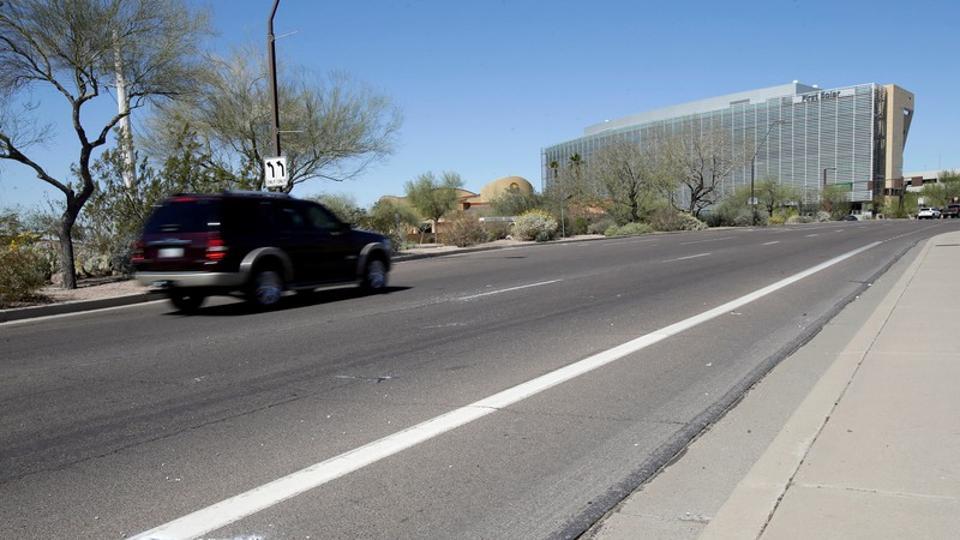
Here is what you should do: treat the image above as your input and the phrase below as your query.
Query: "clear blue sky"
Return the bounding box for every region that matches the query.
[2,0,958,210]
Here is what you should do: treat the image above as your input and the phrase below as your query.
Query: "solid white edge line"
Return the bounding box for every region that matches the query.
[128,241,881,540]
[762,241,780,246]
[458,279,562,300]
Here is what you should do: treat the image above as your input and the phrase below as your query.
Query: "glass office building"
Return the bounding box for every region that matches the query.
[542,82,914,210]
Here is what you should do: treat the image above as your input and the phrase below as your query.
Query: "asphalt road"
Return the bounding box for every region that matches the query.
[2,219,958,539]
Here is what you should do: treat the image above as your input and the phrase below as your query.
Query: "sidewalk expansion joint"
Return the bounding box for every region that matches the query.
[792,482,959,502]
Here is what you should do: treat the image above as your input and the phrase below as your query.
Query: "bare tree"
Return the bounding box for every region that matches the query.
[592,142,671,223]
[0,0,208,288]
[145,50,402,192]
[661,130,741,218]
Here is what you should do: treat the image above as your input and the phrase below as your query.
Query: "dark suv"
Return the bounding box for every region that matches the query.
[133,192,391,311]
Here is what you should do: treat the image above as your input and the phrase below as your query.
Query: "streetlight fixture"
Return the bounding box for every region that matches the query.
[750,120,786,225]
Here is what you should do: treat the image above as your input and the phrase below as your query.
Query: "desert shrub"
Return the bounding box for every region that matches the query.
[0,235,48,307]
[786,214,814,224]
[587,216,616,235]
[769,208,798,225]
[571,216,589,236]
[513,209,558,241]
[445,211,487,247]
[604,222,653,237]
[647,207,707,232]
[675,212,708,231]
[815,210,832,222]
[483,221,512,241]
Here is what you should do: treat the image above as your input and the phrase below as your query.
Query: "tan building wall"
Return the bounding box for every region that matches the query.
[883,84,914,182]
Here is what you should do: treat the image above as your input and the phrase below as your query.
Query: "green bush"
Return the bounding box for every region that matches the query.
[0,236,48,307]
[445,211,487,247]
[513,209,558,241]
[604,222,653,237]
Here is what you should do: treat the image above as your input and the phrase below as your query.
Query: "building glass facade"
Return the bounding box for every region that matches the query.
[542,83,907,207]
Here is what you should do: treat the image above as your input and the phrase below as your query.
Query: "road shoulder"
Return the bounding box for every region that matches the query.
[586,232,933,540]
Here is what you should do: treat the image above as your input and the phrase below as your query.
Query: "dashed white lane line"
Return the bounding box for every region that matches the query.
[664,252,712,263]
[762,241,780,246]
[680,236,733,245]
[805,234,819,237]
[127,240,882,540]
[458,279,563,300]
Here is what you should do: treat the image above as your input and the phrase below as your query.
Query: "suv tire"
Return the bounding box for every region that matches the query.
[169,290,206,313]
[249,267,284,309]
[361,257,388,293]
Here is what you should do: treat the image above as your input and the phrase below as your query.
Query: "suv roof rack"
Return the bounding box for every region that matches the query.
[223,190,291,198]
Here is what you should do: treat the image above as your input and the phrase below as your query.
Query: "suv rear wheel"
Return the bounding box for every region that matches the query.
[169,290,206,313]
[249,267,284,308]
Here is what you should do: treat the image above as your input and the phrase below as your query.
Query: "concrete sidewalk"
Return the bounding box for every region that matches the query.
[700,230,960,538]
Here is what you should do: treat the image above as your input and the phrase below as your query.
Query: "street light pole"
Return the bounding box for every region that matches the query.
[267,0,282,159]
[750,120,785,225]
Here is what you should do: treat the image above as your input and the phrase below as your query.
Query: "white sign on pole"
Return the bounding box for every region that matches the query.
[264,156,288,188]
[748,197,759,205]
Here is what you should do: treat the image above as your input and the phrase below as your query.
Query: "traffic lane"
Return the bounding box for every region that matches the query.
[5,225,938,539]
[0,221,948,485]
[0,224,944,536]
[204,230,912,539]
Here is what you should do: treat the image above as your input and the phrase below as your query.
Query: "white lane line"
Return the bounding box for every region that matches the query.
[664,252,712,263]
[458,279,562,301]
[805,233,819,237]
[0,298,166,327]
[762,241,780,246]
[680,236,733,245]
[128,241,882,540]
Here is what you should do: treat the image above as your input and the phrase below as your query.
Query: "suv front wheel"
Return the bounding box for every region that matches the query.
[361,258,388,293]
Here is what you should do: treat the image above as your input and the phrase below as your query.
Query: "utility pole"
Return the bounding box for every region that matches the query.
[113,30,135,188]
[267,0,282,159]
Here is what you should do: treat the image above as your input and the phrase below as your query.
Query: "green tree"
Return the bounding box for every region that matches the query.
[0,0,209,288]
[309,193,368,227]
[490,185,541,216]
[821,184,851,218]
[404,171,463,244]
[756,179,800,216]
[919,171,960,207]
[366,199,421,252]
[591,142,670,224]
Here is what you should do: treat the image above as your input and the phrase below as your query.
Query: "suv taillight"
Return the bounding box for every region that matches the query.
[205,232,228,262]
[131,240,145,263]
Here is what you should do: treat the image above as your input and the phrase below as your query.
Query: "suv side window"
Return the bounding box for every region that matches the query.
[275,202,307,233]
[304,203,341,233]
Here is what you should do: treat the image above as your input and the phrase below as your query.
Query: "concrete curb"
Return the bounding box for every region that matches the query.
[393,228,731,262]
[697,233,938,540]
[0,291,162,323]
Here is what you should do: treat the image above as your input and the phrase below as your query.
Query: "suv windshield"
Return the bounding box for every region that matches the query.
[144,198,221,234]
